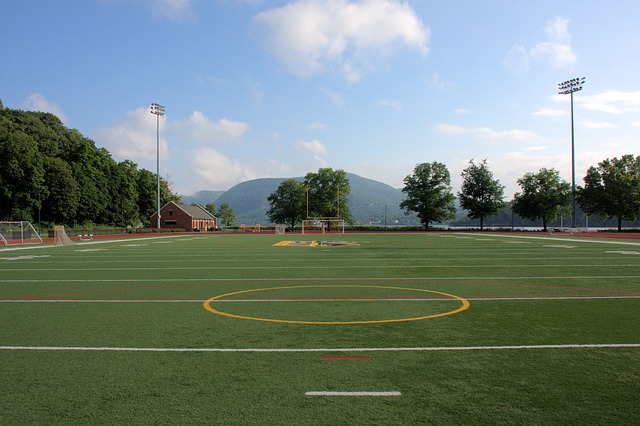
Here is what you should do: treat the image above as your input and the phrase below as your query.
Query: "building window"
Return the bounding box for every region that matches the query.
[169,210,173,216]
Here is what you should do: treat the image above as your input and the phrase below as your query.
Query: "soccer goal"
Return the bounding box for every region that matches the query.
[275,224,286,234]
[53,226,75,246]
[301,219,345,234]
[0,221,43,245]
[239,224,261,233]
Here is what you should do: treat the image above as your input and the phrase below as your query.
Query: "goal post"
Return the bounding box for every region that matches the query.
[0,221,43,245]
[53,226,75,246]
[301,219,344,235]
[275,224,286,234]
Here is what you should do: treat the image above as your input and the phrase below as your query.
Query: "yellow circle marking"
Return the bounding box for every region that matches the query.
[202,285,470,325]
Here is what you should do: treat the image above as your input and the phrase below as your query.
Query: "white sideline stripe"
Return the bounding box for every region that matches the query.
[305,391,401,397]
[0,343,638,353]
[3,275,640,283]
[1,295,639,303]
[6,263,640,270]
[0,235,196,252]
[478,233,640,246]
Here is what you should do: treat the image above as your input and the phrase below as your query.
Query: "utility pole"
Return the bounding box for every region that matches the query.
[558,77,586,227]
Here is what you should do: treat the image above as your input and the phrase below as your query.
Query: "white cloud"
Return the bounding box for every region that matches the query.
[321,87,347,108]
[151,0,195,20]
[577,90,640,114]
[294,139,328,156]
[21,93,69,124]
[505,16,576,72]
[431,73,453,91]
[91,107,248,181]
[308,122,328,131]
[434,124,548,146]
[254,0,429,81]
[376,99,402,111]
[293,139,329,166]
[171,111,249,144]
[92,107,167,164]
[533,108,567,117]
[191,147,257,189]
[581,120,617,129]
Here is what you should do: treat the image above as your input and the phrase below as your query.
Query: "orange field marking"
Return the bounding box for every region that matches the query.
[202,285,470,325]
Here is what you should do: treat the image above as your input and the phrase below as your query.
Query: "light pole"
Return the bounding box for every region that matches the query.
[558,77,585,228]
[150,103,165,229]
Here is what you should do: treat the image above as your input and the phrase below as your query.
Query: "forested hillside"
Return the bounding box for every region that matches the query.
[213,174,419,225]
[0,103,178,227]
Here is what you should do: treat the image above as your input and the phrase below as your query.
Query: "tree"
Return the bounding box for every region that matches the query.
[218,203,237,227]
[304,168,353,224]
[42,156,79,224]
[267,179,306,232]
[458,159,506,231]
[577,155,640,231]
[0,106,180,227]
[113,160,141,227]
[512,168,570,231]
[204,204,217,216]
[0,119,45,221]
[400,162,456,229]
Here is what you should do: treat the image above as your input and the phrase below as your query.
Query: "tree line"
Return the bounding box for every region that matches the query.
[268,158,640,232]
[0,103,179,228]
[3,102,638,232]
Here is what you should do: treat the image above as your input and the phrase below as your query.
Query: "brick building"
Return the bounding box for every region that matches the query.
[150,201,217,231]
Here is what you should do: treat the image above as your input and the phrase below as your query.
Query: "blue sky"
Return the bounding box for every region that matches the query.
[2,0,640,197]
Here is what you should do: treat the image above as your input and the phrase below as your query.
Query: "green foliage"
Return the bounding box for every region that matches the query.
[304,168,353,223]
[0,107,178,226]
[267,178,306,231]
[218,203,237,227]
[204,203,217,216]
[512,168,570,231]
[0,117,45,221]
[400,162,456,229]
[577,154,640,231]
[458,159,506,230]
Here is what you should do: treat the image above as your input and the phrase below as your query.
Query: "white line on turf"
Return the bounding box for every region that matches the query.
[2,275,640,283]
[477,233,640,246]
[0,295,638,303]
[305,391,401,396]
[0,343,637,353]
[3,263,640,270]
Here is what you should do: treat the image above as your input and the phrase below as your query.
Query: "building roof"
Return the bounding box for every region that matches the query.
[167,201,216,220]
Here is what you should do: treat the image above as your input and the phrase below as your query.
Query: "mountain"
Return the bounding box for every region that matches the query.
[180,190,226,206]
[194,173,419,226]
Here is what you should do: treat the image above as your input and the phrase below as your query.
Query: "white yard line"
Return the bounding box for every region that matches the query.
[0,235,196,252]
[2,275,640,283]
[305,391,401,397]
[478,233,640,246]
[0,295,638,303]
[0,343,637,353]
[3,263,639,271]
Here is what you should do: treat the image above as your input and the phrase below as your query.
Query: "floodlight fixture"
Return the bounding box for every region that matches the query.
[150,103,165,229]
[557,77,586,227]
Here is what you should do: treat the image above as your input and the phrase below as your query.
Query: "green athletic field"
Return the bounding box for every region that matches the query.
[1,232,638,424]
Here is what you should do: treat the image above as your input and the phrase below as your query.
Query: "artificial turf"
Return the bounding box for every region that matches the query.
[0,232,638,424]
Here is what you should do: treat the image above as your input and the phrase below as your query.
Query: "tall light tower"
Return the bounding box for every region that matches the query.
[558,77,585,227]
[150,103,165,229]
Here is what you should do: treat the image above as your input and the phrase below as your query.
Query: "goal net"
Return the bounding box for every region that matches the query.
[275,224,286,234]
[239,224,261,233]
[54,226,75,246]
[302,219,345,234]
[0,221,43,245]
